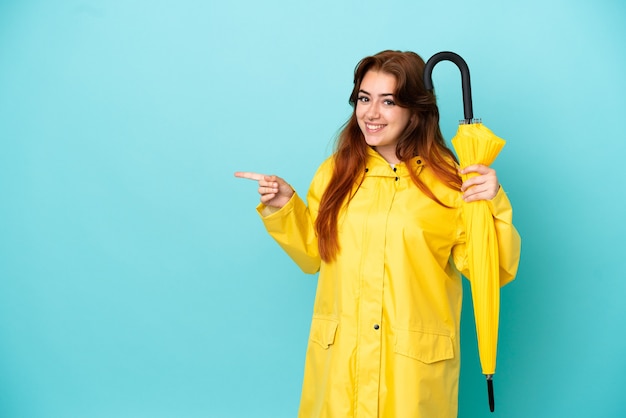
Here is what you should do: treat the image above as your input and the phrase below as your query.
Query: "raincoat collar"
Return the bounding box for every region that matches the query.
[365,146,424,178]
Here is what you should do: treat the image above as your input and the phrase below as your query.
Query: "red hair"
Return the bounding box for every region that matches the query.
[315,50,462,262]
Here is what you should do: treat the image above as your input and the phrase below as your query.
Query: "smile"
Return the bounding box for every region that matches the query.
[366,123,386,131]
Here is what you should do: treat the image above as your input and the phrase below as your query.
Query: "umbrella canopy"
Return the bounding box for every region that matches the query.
[424,51,505,413]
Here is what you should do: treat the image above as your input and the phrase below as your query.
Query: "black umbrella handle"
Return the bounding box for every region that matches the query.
[486,374,495,412]
[423,51,474,122]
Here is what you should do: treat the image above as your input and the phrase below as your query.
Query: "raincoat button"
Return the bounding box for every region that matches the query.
[395,177,399,181]
[373,324,380,330]
[393,167,397,172]
[365,168,369,173]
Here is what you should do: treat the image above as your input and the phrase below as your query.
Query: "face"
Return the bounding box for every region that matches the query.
[356,70,413,164]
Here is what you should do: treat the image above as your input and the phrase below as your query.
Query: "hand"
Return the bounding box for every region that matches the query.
[459,164,499,202]
[234,171,294,208]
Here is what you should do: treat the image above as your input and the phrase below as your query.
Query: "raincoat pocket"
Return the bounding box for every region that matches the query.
[309,317,339,349]
[394,328,454,364]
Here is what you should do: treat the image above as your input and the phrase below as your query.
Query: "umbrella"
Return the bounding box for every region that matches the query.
[424,51,506,413]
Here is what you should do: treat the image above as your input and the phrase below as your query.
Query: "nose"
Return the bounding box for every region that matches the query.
[365,102,380,120]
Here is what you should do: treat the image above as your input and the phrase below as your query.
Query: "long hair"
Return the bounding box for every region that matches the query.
[315,50,462,262]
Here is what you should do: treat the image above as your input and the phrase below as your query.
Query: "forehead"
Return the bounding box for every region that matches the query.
[360,70,397,94]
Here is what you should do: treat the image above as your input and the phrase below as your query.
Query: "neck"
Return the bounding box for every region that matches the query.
[373,145,400,164]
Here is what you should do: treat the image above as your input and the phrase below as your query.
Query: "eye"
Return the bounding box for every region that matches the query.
[383,99,396,106]
[357,96,369,103]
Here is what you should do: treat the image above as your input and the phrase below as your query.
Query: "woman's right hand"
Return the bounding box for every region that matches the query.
[234,172,294,209]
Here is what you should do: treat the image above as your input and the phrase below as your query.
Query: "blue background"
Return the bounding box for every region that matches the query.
[1,0,625,417]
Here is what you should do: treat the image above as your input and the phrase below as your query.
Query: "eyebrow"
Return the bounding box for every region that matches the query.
[359,89,394,97]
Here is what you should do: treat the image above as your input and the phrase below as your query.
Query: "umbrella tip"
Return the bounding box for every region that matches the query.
[486,375,495,412]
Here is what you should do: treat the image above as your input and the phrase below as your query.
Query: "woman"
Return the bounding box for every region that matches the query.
[235,50,521,418]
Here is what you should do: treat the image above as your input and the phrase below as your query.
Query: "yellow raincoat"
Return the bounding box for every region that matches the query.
[257,148,521,418]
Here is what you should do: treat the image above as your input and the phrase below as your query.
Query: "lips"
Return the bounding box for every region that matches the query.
[366,123,386,132]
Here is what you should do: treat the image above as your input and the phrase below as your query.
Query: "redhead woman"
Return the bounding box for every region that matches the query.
[235,50,521,418]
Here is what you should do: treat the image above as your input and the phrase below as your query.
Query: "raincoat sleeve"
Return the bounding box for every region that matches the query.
[255,161,331,274]
[452,186,521,286]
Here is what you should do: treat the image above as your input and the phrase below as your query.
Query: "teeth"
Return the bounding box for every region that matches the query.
[367,124,385,130]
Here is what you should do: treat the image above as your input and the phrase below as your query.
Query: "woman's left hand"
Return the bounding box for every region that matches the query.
[459,164,499,202]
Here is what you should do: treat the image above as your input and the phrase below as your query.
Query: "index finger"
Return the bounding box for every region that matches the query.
[234,171,265,181]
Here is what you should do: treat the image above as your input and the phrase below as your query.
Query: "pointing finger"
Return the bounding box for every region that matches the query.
[234,171,265,181]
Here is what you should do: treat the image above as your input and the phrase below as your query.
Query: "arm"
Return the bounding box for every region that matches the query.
[486,187,522,286]
[453,165,521,286]
[235,161,331,274]
[257,191,321,274]
[452,186,521,287]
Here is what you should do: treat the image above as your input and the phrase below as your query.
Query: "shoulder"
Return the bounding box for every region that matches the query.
[305,156,335,198]
[310,156,335,183]
[317,155,335,174]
